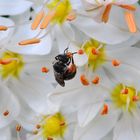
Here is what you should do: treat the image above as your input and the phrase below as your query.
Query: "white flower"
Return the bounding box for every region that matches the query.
[0,0,33,43]
[73,46,140,140]
[0,48,56,130]
[19,105,77,140]
[72,0,140,45]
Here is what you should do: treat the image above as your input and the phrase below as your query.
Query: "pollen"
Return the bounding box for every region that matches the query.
[0,51,24,79]
[125,11,137,33]
[19,38,40,46]
[77,49,84,55]
[112,59,121,67]
[42,67,49,73]
[111,84,140,112]
[41,113,67,139]
[92,76,100,85]
[101,104,109,115]
[31,10,45,30]
[16,124,22,132]
[83,39,106,71]
[0,25,8,31]
[3,110,9,116]
[80,74,90,86]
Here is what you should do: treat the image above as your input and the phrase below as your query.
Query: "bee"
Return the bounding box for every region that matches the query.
[53,48,77,87]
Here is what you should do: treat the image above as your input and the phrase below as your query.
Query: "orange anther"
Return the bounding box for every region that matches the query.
[102,4,112,23]
[3,110,9,116]
[112,59,121,67]
[31,10,45,30]
[48,137,53,140]
[0,59,13,65]
[0,26,8,31]
[40,11,55,29]
[91,48,99,55]
[80,74,89,86]
[36,124,41,129]
[42,67,49,73]
[77,49,84,55]
[118,5,136,11]
[121,88,128,94]
[132,96,139,102]
[92,76,100,84]
[101,104,108,115]
[19,38,40,46]
[16,124,22,132]
[60,121,65,126]
[66,12,76,21]
[125,11,137,33]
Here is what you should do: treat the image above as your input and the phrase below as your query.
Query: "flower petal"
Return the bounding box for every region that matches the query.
[0,0,33,15]
[71,15,132,44]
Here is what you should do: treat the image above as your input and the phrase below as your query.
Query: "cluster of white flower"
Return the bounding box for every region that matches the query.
[0,0,140,140]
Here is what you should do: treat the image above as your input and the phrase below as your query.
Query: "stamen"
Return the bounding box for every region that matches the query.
[40,11,56,29]
[48,137,53,140]
[36,124,41,129]
[0,58,14,65]
[80,74,90,86]
[3,110,9,116]
[42,67,49,73]
[33,130,38,135]
[112,59,121,67]
[31,10,45,30]
[19,38,40,46]
[118,5,136,11]
[0,26,8,31]
[16,124,22,132]
[91,48,99,55]
[60,121,65,126]
[121,88,128,94]
[125,12,137,33]
[92,76,100,84]
[77,49,84,55]
[132,96,139,102]
[102,4,112,23]
[66,12,76,21]
[101,104,108,115]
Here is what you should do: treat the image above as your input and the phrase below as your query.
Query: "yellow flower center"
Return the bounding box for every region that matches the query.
[41,113,67,139]
[0,51,24,79]
[83,39,106,71]
[111,84,140,112]
[47,0,72,24]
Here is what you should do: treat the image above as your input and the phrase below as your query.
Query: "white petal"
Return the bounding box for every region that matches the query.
[78,103,102,127]
[0,83,20,128]
[0,17,14,43]
[7,24,52,55]
[0,127,11,140]
[113,113,136,140]
[74,110,120,140]
[0,0,33,15]
[71,15,132,44]
[8,75,54,113]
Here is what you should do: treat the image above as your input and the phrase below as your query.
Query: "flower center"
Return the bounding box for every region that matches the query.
[83,39,106,71]
[0,51,24,79]
[41,113,67,139]
[111,84,140,112]
[47,0,72,24]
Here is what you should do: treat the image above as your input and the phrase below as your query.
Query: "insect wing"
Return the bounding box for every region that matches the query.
[54,70,65,87]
